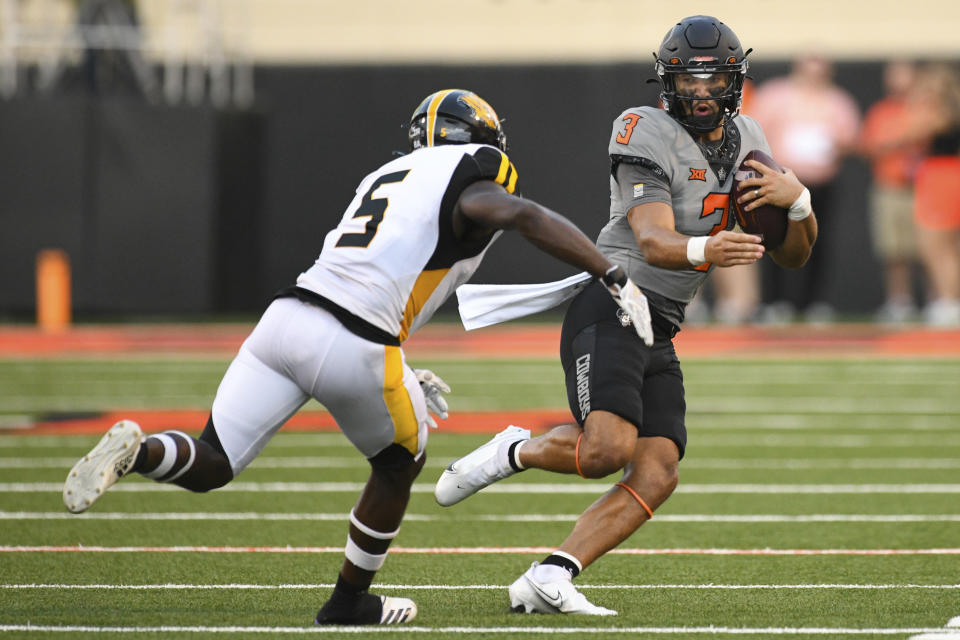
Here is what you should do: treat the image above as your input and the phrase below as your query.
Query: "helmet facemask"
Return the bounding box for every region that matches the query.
[658,64,746,134]
[654,15,750,135]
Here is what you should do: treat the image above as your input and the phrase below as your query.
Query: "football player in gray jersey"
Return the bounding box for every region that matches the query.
[434,16,817,616]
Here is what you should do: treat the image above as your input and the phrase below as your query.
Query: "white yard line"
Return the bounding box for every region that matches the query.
[6,481,960,494]
[910,615,960,640]
[0,457,364,469]
[694,434,960,447]
[5,456,960,469]
[3,545,959,556]
[3,582,959,590]
[8,431,959,448]
[0,623,953,635]
[2,511,959,523]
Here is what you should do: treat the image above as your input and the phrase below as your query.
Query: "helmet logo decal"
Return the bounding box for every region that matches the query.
[425,89,455,147]
[458,93,500,131]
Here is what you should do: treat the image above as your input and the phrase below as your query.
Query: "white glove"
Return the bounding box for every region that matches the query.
[414,368,451,428]
[603,266,654,347]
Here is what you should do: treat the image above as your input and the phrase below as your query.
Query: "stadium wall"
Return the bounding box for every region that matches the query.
[0,99,263,315]
[0,60,886,316]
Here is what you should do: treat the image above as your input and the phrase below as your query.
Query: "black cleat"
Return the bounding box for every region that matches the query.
[314,592,417,625]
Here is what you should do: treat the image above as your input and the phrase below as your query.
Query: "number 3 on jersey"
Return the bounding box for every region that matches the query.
[616,113,642,145]
[335,170,410,248]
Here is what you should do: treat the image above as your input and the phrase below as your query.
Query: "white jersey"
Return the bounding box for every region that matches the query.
[296,143,518,343]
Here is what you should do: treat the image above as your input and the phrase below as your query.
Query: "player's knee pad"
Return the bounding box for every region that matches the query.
[368,443,425,483]
[198,414,229,461]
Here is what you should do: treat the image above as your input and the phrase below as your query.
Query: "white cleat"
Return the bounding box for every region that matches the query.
[434,425,530,506]
[378,596,417,624]
[63,420,144,514]
[508,562,617,616]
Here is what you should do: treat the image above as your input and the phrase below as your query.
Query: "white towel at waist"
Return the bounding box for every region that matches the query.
[455,272,592,331]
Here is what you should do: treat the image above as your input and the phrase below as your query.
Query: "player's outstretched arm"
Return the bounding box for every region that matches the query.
[455,180,613,280]
[456,180,653,346]
[627,202,765,269]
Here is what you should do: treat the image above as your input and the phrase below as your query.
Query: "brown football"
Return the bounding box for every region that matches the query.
[731,149,788,250]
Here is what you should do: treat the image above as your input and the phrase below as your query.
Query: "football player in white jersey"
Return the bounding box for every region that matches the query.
[62,89,653,625]
[435,18,818,616]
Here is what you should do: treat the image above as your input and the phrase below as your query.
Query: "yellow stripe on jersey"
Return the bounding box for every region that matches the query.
[382,346,420,456]
[494,152,509,183]
[493,151,519,194]
[397,268,449,343]
[506,162,519,193]
[425,89,455,148]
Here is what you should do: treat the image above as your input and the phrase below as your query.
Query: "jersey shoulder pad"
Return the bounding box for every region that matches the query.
[467,145,519,194]
[733,114,773,159]
[733,113,763,138]
[608,107,675,160]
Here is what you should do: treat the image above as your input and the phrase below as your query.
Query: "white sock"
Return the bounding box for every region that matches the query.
[511,440,526,470]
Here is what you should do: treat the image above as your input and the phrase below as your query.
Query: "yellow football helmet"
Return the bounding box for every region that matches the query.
[408,89,507,152]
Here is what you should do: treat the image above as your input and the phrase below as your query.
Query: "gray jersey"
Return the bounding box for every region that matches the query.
[597,106,771,327]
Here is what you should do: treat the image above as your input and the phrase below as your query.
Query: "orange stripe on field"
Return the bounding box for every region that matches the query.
[3,409,575,435]
[672,325,960,356]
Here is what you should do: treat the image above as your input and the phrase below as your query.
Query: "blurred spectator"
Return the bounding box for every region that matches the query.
[911,63,960,326]
[859,61,927,323]
[750,56,861,323]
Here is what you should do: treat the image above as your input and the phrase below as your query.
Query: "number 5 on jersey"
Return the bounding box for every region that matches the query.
[336,170,410,248]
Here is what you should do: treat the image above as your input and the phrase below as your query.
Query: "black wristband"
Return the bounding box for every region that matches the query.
[601,265,627,289]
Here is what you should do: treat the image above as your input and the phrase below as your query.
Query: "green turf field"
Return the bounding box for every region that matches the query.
[1,354,959,638]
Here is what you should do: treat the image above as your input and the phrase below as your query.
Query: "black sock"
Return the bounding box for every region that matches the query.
[132,444,148,472]
[315,574,381,625]
[542,553,580,578]
[331,573,367,601]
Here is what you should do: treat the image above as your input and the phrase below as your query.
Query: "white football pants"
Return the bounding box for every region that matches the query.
[210,297,430,474]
